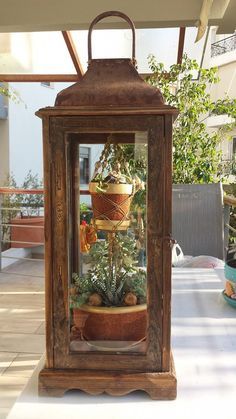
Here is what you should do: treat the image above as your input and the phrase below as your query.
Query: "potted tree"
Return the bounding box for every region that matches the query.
[70,232,147,342]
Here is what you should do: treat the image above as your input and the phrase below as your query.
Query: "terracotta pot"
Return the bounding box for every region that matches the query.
[89,182,133,231]
[11,216,44,248]
[73,304,147,341]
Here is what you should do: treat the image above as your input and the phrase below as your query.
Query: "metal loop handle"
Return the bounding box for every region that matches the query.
[88,11,136,62]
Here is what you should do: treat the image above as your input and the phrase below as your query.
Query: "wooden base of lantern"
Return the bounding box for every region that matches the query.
[38,355,176,400]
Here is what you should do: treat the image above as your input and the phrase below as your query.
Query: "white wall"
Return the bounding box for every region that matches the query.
[206,29,236,162]
[7,82,70,185]
[4,81,103,207]
[0,115,10,184]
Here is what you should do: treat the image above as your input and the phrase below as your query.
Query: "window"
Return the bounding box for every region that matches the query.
[233,137,236,155]
[41,82,54,88]
[79,147,90,184]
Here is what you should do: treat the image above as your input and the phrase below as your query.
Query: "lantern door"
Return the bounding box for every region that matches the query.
[44,113,172,374]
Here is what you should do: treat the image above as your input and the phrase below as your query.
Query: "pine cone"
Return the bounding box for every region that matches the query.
[124,292,137,306]
[88,293,103,306]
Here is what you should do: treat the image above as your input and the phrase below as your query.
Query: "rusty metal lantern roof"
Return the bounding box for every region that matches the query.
[55,58,164,107]
[55,11,165,108]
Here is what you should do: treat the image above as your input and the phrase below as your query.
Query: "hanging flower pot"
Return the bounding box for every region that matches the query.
[89,140,143,232]
[89,181,133,231]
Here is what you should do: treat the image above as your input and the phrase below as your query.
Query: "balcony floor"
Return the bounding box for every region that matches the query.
[1,267,235,419]
[0,259,45,419]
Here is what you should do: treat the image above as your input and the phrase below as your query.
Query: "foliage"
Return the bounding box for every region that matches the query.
[71,233,146,307]
[91,139,144,195]
[1,174,19,250]
[19,170,44,216]
[0,83,23,105]
[121,144,147,210]
[147,54,236,183]
[91,139,132,188]
[223,184,236,256]
[1,171,44,250]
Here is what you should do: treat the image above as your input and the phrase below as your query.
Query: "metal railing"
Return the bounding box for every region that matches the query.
[0,188,44,276]
[0,188,91,275]
[211,34,236,57]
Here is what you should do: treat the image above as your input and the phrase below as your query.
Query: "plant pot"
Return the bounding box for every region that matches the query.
[10,216,44,248]
[89,182,133,231]
[225,260,236,282]
[222,291,236,308]
[73,304,147,341]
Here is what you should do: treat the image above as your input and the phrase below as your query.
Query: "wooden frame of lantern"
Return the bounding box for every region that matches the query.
[36,11,178,400]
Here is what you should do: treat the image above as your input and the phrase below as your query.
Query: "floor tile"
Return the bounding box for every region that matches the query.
[0,353,17,375]
[0,294,44,308]
[35,322,45,335]
[0,333,45,354]
[2,260,44,277]
[0,375,27,408]
[0,407,10,419]
[3,353,42,378]
[0,260,45,416]
[0,319,44,334]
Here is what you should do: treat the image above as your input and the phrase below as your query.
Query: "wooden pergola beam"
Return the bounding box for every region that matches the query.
[0,74,79,82]
[177,27,186,64]
[0,73,152,82]
[62,31,84,78]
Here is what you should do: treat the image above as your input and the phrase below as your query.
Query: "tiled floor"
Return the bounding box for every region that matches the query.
[0,260,45,419]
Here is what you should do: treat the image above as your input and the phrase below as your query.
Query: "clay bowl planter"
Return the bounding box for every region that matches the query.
[89,182,133,231]
[73,303,147,342]
[11,216,44,248]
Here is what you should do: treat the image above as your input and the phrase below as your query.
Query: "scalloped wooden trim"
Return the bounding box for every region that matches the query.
[38,354,177,400]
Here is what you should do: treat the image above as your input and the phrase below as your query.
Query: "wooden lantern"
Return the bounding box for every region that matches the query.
[36,11,178,400]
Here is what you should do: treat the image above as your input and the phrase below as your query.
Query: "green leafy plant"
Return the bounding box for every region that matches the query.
[1,174,20,251]
[70,233,146,308]
[147,54,236,183]
[1,171,44,250]
[223,183,236,256]
[18,170,44,216]
[0,83,24,105]
[91,138,144,193]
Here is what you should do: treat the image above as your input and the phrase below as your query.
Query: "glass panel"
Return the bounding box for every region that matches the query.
[0,32,75,74]
[69,133,148,353]
[0,27,206,75]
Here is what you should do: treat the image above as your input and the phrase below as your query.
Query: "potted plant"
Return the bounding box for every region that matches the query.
[10,171,44,248]
[70,232,147,343]
[89,138,144,231]
[223,259,236,308]
[70,139,147,346]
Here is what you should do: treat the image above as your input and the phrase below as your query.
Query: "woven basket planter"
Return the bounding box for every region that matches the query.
[89,182,133,231]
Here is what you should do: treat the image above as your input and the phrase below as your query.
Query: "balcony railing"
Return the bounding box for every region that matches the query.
[0,188,44,274]
[0,187,91,274]
[211,34,236,57]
